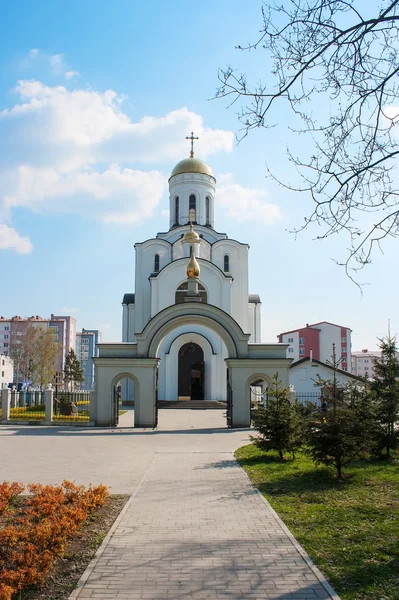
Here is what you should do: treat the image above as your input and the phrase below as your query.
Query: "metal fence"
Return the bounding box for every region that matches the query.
[294,391,322,405]
[1,388,92,423]
[7,389,46,421]
[53,390,91,422]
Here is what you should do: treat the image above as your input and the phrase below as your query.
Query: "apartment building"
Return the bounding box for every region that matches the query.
[278,321,352,371]
[0,354,13,387]
[351,349,381,378]
[76,329,102,389]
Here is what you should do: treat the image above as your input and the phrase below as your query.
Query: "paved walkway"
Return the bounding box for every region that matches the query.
[0,410,339,599]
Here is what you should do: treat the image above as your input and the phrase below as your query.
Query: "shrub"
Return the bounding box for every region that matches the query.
[0,480,108,600]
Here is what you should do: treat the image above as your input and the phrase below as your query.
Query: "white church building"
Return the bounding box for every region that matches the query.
[93,137,291,428]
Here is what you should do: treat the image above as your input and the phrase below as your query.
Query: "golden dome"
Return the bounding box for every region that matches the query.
[182,223,201,245]
[187,254,200,279]
[170,157,214,179]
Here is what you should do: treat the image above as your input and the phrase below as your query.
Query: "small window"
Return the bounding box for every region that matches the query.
[1,371,4,378]
[224,255,229,272]
[189,194,196,217]
[4,343,8,348]
[341,336,347,342]
[341,347,347,353]
[4,335,8,339]
[299,337,305,345]
[175,196,179,224]
[288,348,294,353]
[154,254,160,273]
[288,337,294,343]
[299,348,305,355]
[206,196,210,225]
[4,326,9,331]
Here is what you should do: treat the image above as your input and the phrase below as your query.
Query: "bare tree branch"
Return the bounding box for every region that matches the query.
[216,0,399,275]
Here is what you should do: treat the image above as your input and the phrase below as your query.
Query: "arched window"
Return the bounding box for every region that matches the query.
[174,196,179,225]
[154,254,160,273]
[189,194,196,220]
[205,196,210,225]
[224,254,230,272]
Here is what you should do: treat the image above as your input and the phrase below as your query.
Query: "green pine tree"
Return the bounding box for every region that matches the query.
[251,373,304,459]
[64,349,84,391]
[306,345,376,478]
[370,334,399,459]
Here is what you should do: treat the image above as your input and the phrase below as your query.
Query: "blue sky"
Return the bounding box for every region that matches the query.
[0,0,395,351]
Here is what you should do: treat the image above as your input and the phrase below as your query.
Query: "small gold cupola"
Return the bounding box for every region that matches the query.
[183,210,201,279]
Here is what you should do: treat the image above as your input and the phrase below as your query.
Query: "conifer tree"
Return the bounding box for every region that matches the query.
[251,373,303,459]
[64,349,84,391]
[306,345,375,478]
[370,335,399,459]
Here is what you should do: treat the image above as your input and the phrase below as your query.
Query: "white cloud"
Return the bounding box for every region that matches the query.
[29,49,39,59]
[217,182,282,225]
[384,105,399,126]
[3,164,166,224]
[65,70,80,79]
[0,224,32,254]
[49,53,66,75]
[0,78,235,251]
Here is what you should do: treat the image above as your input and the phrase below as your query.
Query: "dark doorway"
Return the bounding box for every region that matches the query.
[178,343,205,400]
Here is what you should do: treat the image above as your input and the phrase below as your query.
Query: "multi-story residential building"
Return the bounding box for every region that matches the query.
[76,329,102,389]
[0,314,77,375]
[278,321,352,371]
[0,354,14,387]
[351,349,381,378]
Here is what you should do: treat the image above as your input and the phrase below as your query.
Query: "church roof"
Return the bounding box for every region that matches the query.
[122,293,135,305]
[248,294,261,304]
[170,157,214,179]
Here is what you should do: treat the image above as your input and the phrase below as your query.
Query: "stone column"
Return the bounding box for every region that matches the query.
[1,387,11,422]
[10,387,17,408]
[45,385,53,424]
[19,389,26,407]
[89,390,97,424]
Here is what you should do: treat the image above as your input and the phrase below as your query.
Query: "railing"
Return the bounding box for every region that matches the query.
[6,389,46,421]
[294,391,322,405]
[0,387,93,424]
[53,390,91,422]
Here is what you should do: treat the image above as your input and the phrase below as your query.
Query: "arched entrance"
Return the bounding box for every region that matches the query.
[178,342,205,400]
[112,373,138,427]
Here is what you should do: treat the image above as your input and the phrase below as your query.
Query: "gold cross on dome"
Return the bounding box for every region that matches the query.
[186,131,199,158]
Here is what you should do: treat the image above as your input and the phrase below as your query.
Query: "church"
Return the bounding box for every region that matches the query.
[93,135,291,428]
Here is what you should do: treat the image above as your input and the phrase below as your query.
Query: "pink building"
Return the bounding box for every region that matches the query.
[278,321,352,371]
[0,314,76,374]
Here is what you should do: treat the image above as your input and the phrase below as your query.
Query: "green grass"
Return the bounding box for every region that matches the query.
[235,444,399,600]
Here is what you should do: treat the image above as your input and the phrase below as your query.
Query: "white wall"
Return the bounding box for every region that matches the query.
[290,361,359,394]
[169,172,216,228]
[0,355,13,386]
[281,331,299,362]
[156,326,228,401]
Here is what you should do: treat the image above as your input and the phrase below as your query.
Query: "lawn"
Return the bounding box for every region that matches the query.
[235,444,399,600]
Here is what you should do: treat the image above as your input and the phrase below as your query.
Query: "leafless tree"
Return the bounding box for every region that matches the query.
[217,0,399,279]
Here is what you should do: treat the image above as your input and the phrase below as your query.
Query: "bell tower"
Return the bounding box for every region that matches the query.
[168,133,216,230]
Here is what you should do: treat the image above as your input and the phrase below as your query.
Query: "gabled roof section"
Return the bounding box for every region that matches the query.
[279,325,321,336]
[309,320,352,331]
[290,357,363,380]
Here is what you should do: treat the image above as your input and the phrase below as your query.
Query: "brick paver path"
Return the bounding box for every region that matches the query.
[71,450,339,600]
